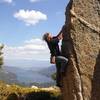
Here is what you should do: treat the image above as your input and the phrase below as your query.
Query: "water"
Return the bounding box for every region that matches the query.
[0,60,56,87]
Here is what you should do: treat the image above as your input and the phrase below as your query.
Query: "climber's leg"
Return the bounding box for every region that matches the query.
[55,59,62,87]
[56,56,68,73]
[55,56,68,87]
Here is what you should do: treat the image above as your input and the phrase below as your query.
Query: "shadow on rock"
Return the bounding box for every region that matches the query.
[91,50,100,100]
[7,91,60,100]
[7,93,19,100]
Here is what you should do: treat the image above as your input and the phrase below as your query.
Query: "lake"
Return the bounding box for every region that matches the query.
[0,60,56,87]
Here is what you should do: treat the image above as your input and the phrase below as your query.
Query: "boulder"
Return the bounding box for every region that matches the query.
[61,0,100,100]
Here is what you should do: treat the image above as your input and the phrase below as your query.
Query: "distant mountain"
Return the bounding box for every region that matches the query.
[0,65,56,87]
[38,65,56,77]
[4,59,51,70]
[0,67,19,84]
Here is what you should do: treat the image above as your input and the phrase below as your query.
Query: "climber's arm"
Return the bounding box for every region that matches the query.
[56,25,66,40]
[57,30,63,40]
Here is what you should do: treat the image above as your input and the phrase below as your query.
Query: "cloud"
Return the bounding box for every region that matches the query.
[14,9,47,26]
[3,38,50,60]
[0,0,13,4]
[30,0,40,3]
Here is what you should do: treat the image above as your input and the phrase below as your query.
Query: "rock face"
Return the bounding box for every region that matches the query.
[61,0,100,100]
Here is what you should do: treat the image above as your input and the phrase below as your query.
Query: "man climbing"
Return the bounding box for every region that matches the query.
[43,25,68,87]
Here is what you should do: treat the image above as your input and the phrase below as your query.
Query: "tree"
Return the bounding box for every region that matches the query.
[51,73,56,81]
[0,44,4,67]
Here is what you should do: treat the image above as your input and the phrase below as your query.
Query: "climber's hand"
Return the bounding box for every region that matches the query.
[58,33,63,40]
[50,56,56,64]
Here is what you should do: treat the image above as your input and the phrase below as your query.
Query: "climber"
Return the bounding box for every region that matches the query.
[43,25,68,87]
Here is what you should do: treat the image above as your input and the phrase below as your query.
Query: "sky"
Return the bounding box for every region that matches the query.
[0,0,69,61]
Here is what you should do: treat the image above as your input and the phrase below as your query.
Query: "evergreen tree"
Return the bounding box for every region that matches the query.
[0,44,4,67]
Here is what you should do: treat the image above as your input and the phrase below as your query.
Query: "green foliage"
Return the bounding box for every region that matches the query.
[0,57,3,65]
[51,73,56,81]
[0,44,4,50]
[0,44,4,66]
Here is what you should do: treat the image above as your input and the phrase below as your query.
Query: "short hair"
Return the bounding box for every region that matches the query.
[42,33,50,42]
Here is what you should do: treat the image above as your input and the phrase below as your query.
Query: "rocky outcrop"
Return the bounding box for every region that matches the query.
[61,0,100,100]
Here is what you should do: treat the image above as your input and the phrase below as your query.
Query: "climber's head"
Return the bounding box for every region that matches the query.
[43,32,52,42]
